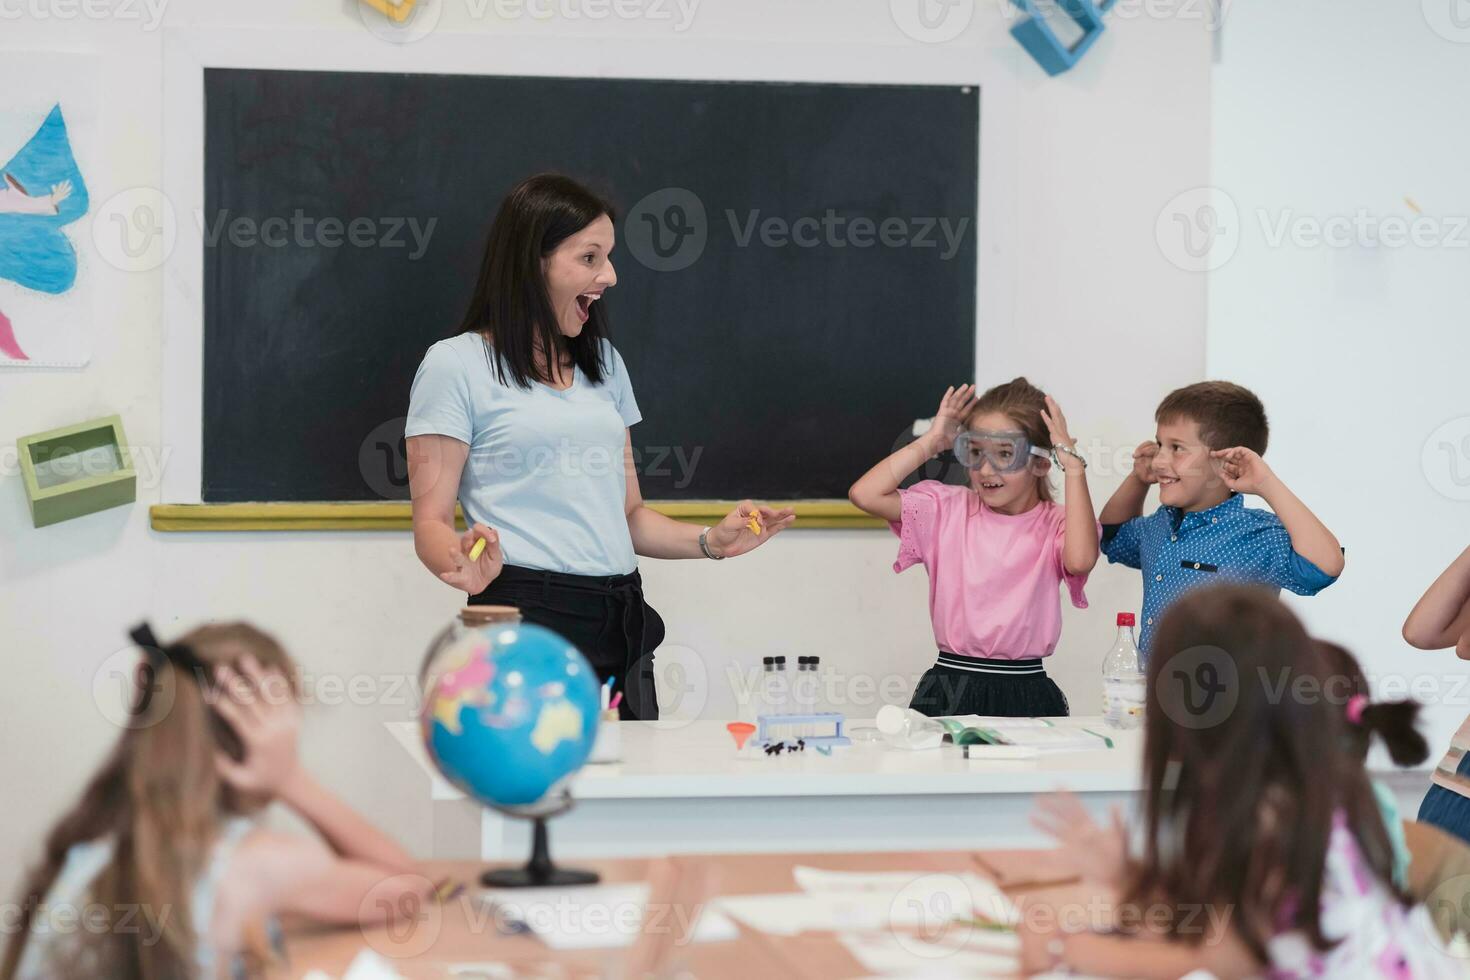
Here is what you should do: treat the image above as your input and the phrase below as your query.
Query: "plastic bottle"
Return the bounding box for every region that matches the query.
[874,705,944,748]
[1102,613,1145,730]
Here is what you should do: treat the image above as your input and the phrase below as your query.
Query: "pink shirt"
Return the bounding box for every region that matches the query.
[889,481,1094,660]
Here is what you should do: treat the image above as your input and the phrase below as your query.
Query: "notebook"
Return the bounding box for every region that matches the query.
[937,717,1113,751]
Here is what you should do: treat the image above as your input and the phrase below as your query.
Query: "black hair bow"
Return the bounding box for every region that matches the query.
[127,622,244,759]
[128,622,214,715]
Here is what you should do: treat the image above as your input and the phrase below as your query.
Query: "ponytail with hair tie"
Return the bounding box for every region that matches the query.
[1353,696,1430,768]
[1344,693,1368,725]
[1319,640,1430,768]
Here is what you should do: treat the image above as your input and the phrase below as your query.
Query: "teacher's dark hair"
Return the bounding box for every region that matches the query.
[456,173,616,389]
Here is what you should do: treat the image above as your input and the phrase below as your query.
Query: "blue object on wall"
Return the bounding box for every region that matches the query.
[1009,0,1114,76]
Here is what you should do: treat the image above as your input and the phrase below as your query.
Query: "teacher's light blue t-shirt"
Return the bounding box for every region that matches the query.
[405,332,641,576]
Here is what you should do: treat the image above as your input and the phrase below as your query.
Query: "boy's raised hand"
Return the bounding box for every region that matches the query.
[1131,441,1160,485]
[1210,446,1275,495]
[929,384,979,450]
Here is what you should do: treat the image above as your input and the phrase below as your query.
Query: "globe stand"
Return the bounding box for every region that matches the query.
[481,815,599,888]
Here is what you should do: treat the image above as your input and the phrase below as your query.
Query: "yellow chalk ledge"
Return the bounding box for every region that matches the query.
[149,501,885,532]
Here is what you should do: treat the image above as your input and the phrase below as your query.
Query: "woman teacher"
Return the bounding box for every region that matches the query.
[406,174,795,720]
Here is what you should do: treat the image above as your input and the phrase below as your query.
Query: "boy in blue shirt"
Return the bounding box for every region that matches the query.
[1100,381,1344,657]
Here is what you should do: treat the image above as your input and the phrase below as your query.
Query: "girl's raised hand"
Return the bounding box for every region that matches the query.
[930,384,979,448]
[1029,791,1128,888]
[212,654,301,797]
[1039,395,1077,452]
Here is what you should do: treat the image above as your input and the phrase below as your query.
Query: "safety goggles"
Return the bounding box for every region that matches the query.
[953,429,1051,473]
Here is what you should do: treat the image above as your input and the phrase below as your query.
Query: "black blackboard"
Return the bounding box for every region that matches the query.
[202,69,977,502]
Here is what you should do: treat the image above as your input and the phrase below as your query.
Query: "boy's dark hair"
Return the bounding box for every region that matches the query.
[1316,640,1429,766]
[1155,381,1269,455]
[1132,585,1406,966]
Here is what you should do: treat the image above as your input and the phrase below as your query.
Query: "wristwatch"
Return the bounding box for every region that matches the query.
[1052,443,1088,469]
[699,527,726,560]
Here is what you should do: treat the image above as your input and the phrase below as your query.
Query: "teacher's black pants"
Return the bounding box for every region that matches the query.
[469,565,664,721]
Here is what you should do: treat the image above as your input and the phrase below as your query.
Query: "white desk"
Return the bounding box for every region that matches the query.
[388,719,1436,861]
[390,718,1149,859]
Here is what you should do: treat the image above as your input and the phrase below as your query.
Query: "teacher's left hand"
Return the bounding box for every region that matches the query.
[706,500,796,558]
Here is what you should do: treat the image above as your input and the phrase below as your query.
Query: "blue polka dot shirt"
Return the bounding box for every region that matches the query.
[1101,493,1340,659]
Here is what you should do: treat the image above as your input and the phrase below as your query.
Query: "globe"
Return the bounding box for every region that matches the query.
[420,621,601,814]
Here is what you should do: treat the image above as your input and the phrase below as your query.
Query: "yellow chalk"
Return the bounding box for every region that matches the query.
[468,537,487,561]
[1405,196,1423,215]
[746,514,763,536]
[359,0,418,24]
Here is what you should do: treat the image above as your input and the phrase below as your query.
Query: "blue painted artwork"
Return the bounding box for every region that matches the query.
[0,104,89,361]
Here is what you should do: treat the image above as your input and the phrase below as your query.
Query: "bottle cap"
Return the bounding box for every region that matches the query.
[811,656,821,665]
[774,656,787,664]
[763,656,775,665]
[798,656,811,665]
[459,605,522,627]
[1117,612,1136,627]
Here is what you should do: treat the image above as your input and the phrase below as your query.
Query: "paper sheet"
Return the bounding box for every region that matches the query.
[960,744,1042,760]
[718,869,1017,937]
[477,883,738,950]
[794,866,1018,924]
[941,715,1056,729]
[794,866,954,893]
[339,949,407,980]
[838,928,1020,976]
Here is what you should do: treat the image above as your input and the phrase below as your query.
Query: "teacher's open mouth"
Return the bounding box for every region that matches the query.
[575,291,603,322]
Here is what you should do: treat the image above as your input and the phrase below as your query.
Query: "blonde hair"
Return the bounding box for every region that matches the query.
[2,623,298,980]
[964,376,1054,503]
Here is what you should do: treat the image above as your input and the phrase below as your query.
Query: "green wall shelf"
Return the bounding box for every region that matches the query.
[18,415,137,528]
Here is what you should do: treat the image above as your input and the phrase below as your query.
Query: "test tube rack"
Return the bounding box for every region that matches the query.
[755,713,852,748]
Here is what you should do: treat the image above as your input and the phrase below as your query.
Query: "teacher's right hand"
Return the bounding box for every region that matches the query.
[441,523,503,595]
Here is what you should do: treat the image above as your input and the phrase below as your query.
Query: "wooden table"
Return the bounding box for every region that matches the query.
[281,847,1093,979]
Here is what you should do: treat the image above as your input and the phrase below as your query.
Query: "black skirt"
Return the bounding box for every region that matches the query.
[908,652,1069,718]
[469,565,665,721]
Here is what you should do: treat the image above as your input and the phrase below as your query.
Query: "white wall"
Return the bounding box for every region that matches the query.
[1208,0,1470,765]
[0,0,1211,896]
